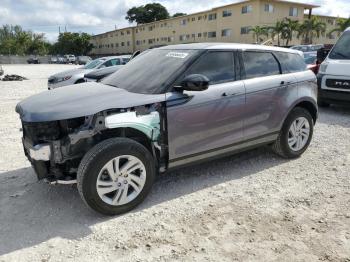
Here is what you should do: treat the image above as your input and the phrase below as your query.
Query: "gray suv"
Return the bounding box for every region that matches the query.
[16,43,317,215]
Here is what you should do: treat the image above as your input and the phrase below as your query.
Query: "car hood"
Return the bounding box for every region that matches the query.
[16,82,166,122]
[325,58,350,76]
[50,68,91,78]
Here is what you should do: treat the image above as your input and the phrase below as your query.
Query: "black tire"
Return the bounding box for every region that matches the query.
[272,107,314,159]
[77,138,156,215]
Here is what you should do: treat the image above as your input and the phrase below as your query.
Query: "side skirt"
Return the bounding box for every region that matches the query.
[167,132,278,170]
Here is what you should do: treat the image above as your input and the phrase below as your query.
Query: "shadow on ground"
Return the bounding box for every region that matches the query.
[0,147,287,255]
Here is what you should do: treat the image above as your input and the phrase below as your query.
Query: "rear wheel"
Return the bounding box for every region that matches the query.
[77,138,156,215]
[272,107,314,159]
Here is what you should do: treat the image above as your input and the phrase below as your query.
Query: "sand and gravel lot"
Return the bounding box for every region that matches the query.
[0,64,349,262]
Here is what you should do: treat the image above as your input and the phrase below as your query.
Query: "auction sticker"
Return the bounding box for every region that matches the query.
[166,52,189,59]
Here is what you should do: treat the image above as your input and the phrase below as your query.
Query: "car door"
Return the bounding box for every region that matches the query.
[166,51,246,165]
[240,51,297,140]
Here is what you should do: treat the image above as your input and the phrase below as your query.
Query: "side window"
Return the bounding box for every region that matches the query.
[110,59,121,66]
[274,52,306,73]
[242,51,280,79]
[184,51,235,84]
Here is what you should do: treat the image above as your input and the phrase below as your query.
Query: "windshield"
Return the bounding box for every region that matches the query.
[329,31,350,60]
[102,49,200,94]
[84,59,104,69]
[304,53,317,65]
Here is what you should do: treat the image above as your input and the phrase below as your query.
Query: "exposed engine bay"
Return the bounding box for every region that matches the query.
[20,103,168,182]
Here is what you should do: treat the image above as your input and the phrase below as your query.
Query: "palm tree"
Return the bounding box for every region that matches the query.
[249,26,269,43]
[298,16,326,44]
[329,17,350,35]
[283,18,300,46]
[268,21,285,46]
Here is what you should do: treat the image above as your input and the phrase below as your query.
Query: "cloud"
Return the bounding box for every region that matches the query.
[0,0,348,42]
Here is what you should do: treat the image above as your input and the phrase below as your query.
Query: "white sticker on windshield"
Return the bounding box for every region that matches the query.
[166,52,189,59]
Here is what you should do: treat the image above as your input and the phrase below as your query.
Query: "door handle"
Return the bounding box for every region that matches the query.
[222,92,237,97]
[280,81,292,86]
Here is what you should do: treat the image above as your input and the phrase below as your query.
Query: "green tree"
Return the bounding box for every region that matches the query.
[173,13,187,18]
[249,26,268,43]
[125,3,169,24]
[50,32,93,55]
[268,21,286,46]
[282,18,300,46]
[329,17,350,35]
[298,16,326,44]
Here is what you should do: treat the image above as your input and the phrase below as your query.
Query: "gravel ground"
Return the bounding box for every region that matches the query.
[0,65,349,262]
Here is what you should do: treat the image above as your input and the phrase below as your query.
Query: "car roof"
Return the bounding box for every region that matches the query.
[158,43,301,55]
[345,27,350,32]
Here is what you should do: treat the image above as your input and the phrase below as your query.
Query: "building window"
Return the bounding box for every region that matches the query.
[264,4,274,13]
[111,43,114,47]
[136,40,140,45]
[127,41,130,46]
[149,26,153,31]
[208,31,216,38]
[192,17,195,21]
[121,31,124,36]
[242,5,252,14]
[136,29,138,33]
[121,42,124,46]
[222,29,232,37]
[116,43,119,47]
[241,26,251,34]
[198,16,202,20]
[223,10,232,17]
[289,7,298,17]
[208,13,217,20]
[198,33,202,38]
[192,34,195,38]
[203,32,208,37]
[127,30,130,35]
[180,19,187,26]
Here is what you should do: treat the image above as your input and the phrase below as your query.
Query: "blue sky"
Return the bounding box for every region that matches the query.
[0,0,349,42]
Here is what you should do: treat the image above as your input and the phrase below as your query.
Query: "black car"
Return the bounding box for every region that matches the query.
[27,57,40,64]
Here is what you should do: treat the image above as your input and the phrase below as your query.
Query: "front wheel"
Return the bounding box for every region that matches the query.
[272,107,314,159]
[77,138,156,215]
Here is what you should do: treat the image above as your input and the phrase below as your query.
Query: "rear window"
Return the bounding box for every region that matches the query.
[274,52,306,73]
[242,51,280,79]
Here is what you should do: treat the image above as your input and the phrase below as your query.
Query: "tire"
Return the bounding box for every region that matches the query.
[77,138,156,215]
[272,107,314,159]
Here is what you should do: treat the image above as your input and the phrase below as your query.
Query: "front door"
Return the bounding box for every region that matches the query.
[166,51,246,165]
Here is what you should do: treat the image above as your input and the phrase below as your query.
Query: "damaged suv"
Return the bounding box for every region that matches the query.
[16,43,317,215]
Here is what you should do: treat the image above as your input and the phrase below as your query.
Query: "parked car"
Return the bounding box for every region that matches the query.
[16,43,317,215]
[84,65,123,82]
[27,57,40,64]
[57,56,67,64]
[317,27,350,107]
[290,44,323,53]
[50,56,58,64]
[64,54,76,64]
[304,52,318,74]
[76,56,92,65]
[48,56,130,89]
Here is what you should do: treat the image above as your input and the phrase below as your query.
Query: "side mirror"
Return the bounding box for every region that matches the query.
[177,74,210,92]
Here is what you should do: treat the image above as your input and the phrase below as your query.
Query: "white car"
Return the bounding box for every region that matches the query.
[64,55,76,64]
[48,56,131,90]
[317,27,350,106]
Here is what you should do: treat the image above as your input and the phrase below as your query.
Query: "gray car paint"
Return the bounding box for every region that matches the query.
[16,82,166,122]
[17,43,317,171]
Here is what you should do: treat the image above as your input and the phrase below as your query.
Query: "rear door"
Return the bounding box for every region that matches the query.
[241,51,297,140]
[166,51,246,163]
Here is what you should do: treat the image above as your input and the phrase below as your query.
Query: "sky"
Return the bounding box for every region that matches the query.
[0,0,349,42]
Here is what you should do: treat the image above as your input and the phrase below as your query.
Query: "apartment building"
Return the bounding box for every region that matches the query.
[90,0,339,55]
